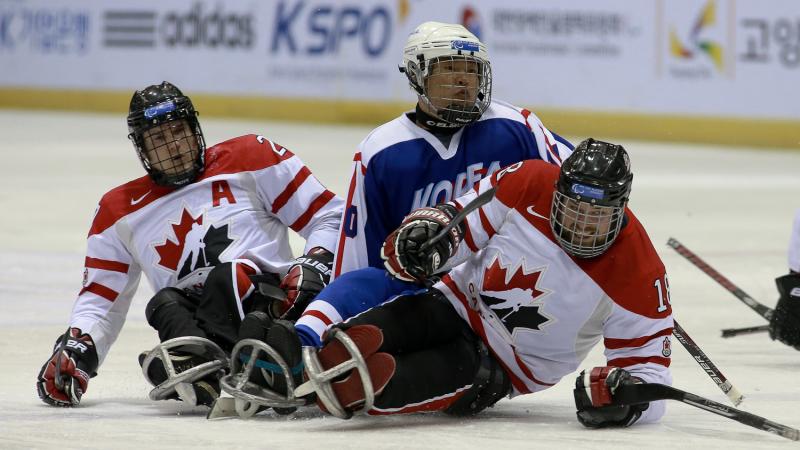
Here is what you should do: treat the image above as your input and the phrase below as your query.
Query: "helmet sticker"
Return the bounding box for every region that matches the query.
[144,100,176,119]
[451,40,479,52]
[570,183,605,199]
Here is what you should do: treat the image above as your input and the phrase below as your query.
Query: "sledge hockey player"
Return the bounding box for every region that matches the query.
[232,139,674,428]
[332,20,573,279]
[36,82,342,408]
[769,209,800,350]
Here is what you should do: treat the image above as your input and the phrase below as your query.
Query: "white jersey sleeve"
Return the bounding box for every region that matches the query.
[789,209,800,273]
[602,300,673,424]
[250,138,343,255]
[69,204,143,365]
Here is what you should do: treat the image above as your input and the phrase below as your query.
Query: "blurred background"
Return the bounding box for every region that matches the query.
[2,2,800,447]
[1,0,798,148]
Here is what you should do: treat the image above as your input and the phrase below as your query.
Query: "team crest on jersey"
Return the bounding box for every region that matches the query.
[662,336,672,357]
[480,255,552,335]
[153,207,234,291]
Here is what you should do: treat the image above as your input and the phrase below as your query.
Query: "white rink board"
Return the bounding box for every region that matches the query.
[1,0,798,119]
[1,110,800,449]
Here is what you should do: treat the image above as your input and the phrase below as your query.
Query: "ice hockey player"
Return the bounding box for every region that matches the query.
[236,139,674,427]
[331,20,573,279]
[35,81,342,408]
[769,209,800,350]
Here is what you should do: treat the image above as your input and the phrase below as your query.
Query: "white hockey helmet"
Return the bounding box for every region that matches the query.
[400,21,492,127]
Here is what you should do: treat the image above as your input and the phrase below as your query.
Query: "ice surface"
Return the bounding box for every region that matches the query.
[1,110,799,449]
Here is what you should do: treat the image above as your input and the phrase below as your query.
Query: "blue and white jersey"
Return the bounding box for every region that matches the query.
[332,100,573,279]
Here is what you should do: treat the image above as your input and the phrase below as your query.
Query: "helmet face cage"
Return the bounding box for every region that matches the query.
[550,191,626,258]
[401,22,492,127]
[127,84,206,187]
[135,118,205,187]
[413,54,491,126]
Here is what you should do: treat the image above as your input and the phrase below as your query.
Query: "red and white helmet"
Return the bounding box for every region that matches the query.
[400,21,492,127]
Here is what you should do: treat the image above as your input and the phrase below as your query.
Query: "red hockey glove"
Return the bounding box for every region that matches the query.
[573,367,648,428]
[381,204,462,283]
[36,328,98,407]
[278,247,333,321]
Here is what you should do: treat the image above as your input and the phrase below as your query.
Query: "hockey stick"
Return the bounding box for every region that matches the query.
[672,320,744,406]
[613,383,799,441]
[422,186,497,250]
[54,327,71,392]
[667,238,774,320]
[721,324,769,338]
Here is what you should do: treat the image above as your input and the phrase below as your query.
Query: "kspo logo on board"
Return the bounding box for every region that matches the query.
[103,3,254,50]
[269,1,392,57]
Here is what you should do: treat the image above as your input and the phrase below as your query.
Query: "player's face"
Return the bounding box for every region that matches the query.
[556,198,615,248]
[142,120,199,177]
[425,57,481,112]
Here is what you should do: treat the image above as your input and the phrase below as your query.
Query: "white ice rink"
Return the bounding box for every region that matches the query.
[1,110,799,449]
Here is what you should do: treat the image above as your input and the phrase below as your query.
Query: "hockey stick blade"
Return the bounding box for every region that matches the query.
[614,383,799,441]
[667,238,774,320]
[422,186,497,251]
[672,320,744,406]
[721,324,769,338]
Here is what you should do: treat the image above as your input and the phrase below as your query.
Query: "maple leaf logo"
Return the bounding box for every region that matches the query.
[155,209,203,271]
[480,256,551,332]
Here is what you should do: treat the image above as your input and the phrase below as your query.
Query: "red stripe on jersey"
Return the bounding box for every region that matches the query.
[604,327,673,350]
[235,262,256,300]
[79,282,119,302]
[85,257,129,273]
[301,309,333,326]
[272,166,312,214]
[290,190,335,232]
[607,355,671,368]
[441,276,531,394]
[368,390,466,415]
[513,353,554,386]
[478,206,496,239]
[538,124,562,165]
[334,155,362,277]
[520,108,534,131]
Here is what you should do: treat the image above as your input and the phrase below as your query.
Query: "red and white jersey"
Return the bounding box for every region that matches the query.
[70,134,343,363]
[434,160,673,423]
[789,209,800,273]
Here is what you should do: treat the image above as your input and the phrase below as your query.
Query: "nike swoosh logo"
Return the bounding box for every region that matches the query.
[131,190,152,206]
[526,206,549,221]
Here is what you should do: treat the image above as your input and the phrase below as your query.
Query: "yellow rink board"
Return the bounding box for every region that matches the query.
[1,88,797,150]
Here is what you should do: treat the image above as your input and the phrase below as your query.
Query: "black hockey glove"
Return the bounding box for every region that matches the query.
[573,367,648,428]
[769,273,800,350]
[36,327,98,407]
[381,204,463,283]
[278,247,334,321]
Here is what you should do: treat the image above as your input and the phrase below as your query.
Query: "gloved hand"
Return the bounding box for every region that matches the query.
[769,273,800,350]
[278,247,334,321]
[381,204,462,283]
[573,367,648,428]
[36,327,98,407]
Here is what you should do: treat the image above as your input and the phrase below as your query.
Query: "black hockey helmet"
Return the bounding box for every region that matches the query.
[550,139,633,258]
[127,81,206,187]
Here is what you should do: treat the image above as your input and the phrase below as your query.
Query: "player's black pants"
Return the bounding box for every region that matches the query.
[340,289,511,415]
[146,262,272,352]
